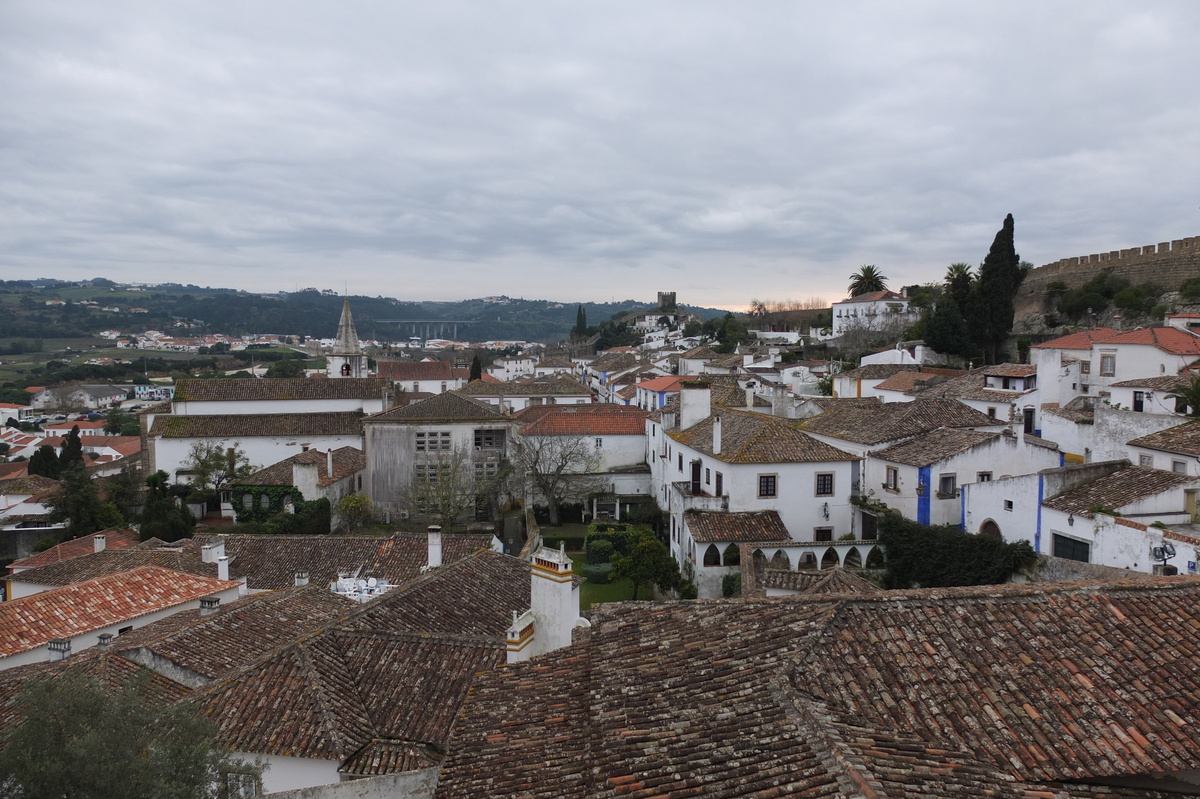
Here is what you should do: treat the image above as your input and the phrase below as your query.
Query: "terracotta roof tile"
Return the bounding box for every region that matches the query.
[872,428,1004,467]
[1101,326,1200,356]
[366,392,504,423]
[672,408,857,464]
[459,375,591,396]
[376,359,466,381]
[685,510,789,543]
[8,527,140,572]
[0,565,238,658]
[8,546,238,587]
[173,377,388,402]
[149,412,364,438]
[1042,465,1195,517]
[800,398,1004,446]
[1128,421,1200,456]
[0,474,60,497]
[237,446,366,488]
[518,406,649,436]
[1031,327,1120,350]
[760,567,883,594]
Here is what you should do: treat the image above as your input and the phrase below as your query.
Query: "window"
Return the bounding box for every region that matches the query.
[412,382,420,392]
[1174,460,1187,474]
[814,527,833,542]
[416,431,451,452]
[987,406,997,418]
[225,772,260,798]
[705,468,711,485]
[1139,454,1154,467]
[703,544,721,566]
[474,461,499,480]
[715,472,724,496]
[937,474,957,498]
[1003,500,1014,511]
[815,473,834,496]
[242,494,252,509]
[1080,361,1090,375]
[415,464,448,484]
[474,429,502,449]
[595,438,603,448]
[885,467,898,491]
[1099,354,1115,377]
[118,625,133,635]
[440,382,448,393]
[758,474,777,498]
[977,472,992,482]
[259,494,270,510]
[1053,533,1091,563]
[678,454,683,472]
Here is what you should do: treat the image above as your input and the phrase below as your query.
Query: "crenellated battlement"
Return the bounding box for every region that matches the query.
[1015,235,1200,318]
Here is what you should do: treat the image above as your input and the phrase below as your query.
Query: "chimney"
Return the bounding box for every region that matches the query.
[96,633,113,652]
[200,596,220,617]
[294,571,309,587]
[528,542,579,657]
[217,556,230,582]
[772,388,790,418]
[201,540,225,564]
[679,381,711,430]
[48,638,71,662]
[427,525,443,568]
[93,534,106,553]
[744,386,754,408]
[713,416,722,456]
[327,449,334,478]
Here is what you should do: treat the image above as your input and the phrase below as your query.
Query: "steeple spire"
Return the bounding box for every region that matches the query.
[328,297,367,378]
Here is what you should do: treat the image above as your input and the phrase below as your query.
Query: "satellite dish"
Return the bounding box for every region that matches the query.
[367,577,377,588]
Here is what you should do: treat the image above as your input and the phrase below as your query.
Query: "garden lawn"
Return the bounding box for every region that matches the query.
[569,553,645,609]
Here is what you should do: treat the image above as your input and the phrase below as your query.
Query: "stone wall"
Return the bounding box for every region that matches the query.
[1016,235,1200,318]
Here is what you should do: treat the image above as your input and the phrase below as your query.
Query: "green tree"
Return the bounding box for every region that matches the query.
[185,441,256,497]
[0,670,257,799]
[572,304,588,339]
[847,265,888,297]
[265,357,305,378]
[139,471,196,542]
[46,463,120,535]
[943,262,974,311]
[335,493,375,534]
[879,513,1035,589]
[610,528,682,600]
[104,406,136,435]
[59,425,84,469]
[27,444,62,479]
[969,214,1025,363]
[924,299,973,358]
[1166,376,1200,417]
[469,354,483,382]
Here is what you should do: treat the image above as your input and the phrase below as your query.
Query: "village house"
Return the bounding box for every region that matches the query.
[798,397,1007,458]
[376,358,470,394]
[231,446,367,527]
[363,392,515,523]
[911,363,1041,433]
[829,288,914,338]
[0,565,239,670]
[649,383,859,587]
[457,374,593,411]
[486,354,537,381]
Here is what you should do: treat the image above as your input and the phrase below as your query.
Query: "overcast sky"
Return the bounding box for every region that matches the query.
[3,2,1198,310]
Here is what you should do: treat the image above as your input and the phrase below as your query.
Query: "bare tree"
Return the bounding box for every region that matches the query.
[399,445,506,531]
[184,441,257,495]
[511,432,605,527]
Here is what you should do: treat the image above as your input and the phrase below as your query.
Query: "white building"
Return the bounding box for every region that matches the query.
[830,290,915,338]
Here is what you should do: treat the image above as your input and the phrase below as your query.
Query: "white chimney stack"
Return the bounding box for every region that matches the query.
[48,639,71,662]
[93,534,106,553]
[295,571,309,587]
[200,596,220,617]
[327,449,334,478]
[201,541,225,564]
[217,556,230,582]
[427,526,443,568]
[679,381,712,430]
[713,416,722,455]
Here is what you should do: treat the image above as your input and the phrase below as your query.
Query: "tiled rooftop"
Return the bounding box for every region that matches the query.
[237,446,366,488]
[436,577,1200,798]
[150,412,365,438]
[872,428,1003,467]
[671,408,858,464]
[760,567,883,595]
[1042,465,1195,517]
[189,531,494,591]
[8,546,238,588]
[376,359,468,382]
[799,398,1004,446]
[518,406,649,436]
[0,474,60,498]
[366,392,505,423]
[173,377,388,402]
[1128,421,1200,455]
[459,375,591,396]
[1102,326,1200,356]
[1031,327,1120,350]
[0,565,238,659]
[8,527,140,572]
[685,510,789,543]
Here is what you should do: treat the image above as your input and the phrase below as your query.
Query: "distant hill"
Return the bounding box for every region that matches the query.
[0,280,733,344]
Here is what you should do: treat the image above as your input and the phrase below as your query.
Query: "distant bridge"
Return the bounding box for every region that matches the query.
[375,320,477,340]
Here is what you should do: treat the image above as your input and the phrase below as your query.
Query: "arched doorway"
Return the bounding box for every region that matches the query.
[980,519,1002,540]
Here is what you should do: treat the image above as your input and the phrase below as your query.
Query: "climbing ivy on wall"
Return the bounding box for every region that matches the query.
[879,514,1036,589]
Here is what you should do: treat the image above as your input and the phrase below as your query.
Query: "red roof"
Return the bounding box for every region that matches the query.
[0,565,239,658]
[8,527,141,573]
[838,290,907,304]
[1031,327,1119,350]
[1101,326,1200,355]
[636,375,686,393]
[519,406,649,436]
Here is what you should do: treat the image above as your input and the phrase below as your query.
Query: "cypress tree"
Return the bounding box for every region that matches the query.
[573,305,587,339]
[59,425,84,469]
[469,354,483,382]
[970,214,1024,363]
[925,299,973,358]
[28,445,61,479]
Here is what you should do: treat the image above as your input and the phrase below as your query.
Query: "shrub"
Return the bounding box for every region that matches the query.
[879,514,1036,589]
[587,538,614,564]
[678,582,698,600]
[721,573,742,597]
[1181,276,1200,301]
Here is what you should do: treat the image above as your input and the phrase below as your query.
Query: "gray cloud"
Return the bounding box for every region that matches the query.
[2,1,1199,309]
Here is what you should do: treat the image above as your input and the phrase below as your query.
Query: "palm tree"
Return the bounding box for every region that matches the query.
[944,262,974,311]
[847,265,888,297]
[1165,375,1200,417]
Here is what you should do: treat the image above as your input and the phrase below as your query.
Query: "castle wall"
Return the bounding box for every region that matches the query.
[1016,236,1200,317]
